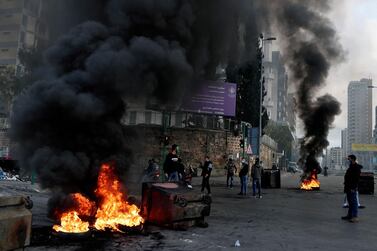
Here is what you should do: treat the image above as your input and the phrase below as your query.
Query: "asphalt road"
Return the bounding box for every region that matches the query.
[2,172,377,251]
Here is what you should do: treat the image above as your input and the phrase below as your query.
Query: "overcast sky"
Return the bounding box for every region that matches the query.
[297,0,377,147]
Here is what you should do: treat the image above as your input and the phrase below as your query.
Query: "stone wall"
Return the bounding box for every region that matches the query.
[129,125,243,176]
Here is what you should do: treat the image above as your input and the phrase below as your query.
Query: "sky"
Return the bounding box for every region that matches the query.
[295,0,377,148]
[325,0,377,147]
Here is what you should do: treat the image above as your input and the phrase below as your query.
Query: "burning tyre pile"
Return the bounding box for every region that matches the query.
[300,157,322,191]
[52,163,144,235]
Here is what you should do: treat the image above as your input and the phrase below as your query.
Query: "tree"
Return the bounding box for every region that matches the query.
[0,48,43,115]
[0,66,22,115]
[226,39,269,131]
[264,120,294,159]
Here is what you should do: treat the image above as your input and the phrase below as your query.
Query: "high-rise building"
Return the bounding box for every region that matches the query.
[0,0,48,71]
[323,147,345,170]
[263,50,289,123]
[347,78,373,169]
[272,51,288,123]
[287,93,296,133]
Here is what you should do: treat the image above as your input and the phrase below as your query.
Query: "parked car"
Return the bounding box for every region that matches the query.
[287,162,299,173]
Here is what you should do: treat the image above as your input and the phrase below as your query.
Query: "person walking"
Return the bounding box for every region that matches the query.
[341,154,362,223]
[251,158,263,198]
[201,156,213,195]
[225,158,237,188]
[163,144,180,181]
[238,158,249,195]
[343,160,364,209]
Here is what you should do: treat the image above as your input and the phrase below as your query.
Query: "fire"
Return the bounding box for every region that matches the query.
[52,211,89,233]
[52,163,144,233]
[70,193,96,217]
[94,164,144,231]
[300,172,320,190]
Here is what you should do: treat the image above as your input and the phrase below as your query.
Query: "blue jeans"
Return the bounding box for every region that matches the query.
[240,176,248,195]
[168,171,179,181]
[253,178,261,197]
[227,173,234,188]
[347,190,358,218]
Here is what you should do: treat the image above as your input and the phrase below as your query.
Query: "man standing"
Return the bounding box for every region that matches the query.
[201,156,213,195]
[163,144,179,181]
[225,158,237,188]
[238,158,249,195]
[341,154,362,223]
[251,158,263,198]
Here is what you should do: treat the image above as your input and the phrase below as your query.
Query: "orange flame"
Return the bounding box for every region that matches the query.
[94,164,144,231]
[300,173,320,190]
[52,211,89,233]
[70,193,96,217]
[52,163,144,233]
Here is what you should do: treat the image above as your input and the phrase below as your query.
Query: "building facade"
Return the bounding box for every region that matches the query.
[347,78,373,169]
[262,50,289,123]
[0,0,47,70]
[329,147,345,170]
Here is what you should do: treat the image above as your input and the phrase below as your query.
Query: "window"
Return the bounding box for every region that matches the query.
[175,113,183,127]
[145,111,151,124]
[2,31,10,35]
[129,111,137,125]
[1,49,9,52]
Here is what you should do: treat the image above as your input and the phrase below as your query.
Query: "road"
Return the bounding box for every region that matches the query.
[2,172,377,250]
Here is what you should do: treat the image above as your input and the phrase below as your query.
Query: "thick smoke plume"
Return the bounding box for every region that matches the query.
[11,0,343,200]
[262,0,344,174]
[11,0,260,198]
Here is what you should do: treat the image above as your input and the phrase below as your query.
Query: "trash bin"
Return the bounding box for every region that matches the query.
[261,169,281,188]
[358,172,374,194]
[141,182,211,228]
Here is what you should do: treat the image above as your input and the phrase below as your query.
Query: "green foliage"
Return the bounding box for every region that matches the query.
[226,39,268,131]
[0,66,22,114]
[264,120,294,159]
[0,48,42,114]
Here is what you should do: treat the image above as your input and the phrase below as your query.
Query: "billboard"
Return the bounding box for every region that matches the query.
[181,81,237,117]
[351,144,377,152]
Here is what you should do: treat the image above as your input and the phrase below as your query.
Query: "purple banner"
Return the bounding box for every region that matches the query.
[181,81,237,117]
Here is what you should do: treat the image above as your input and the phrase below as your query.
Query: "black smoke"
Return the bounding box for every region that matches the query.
[11,0,344,198]
[10,0,261,198]
[262,0,344,175]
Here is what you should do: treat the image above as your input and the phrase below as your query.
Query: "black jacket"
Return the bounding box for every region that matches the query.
[239,163,249,177]
[344,163,362,192]
[163,153,179,174]
[202,161,213,177]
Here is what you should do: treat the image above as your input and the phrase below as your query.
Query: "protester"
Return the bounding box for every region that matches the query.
[201,156,213,195]
[163,144,180,181]
[341,154,362,223]
[343,191,362,209]
[142,159,160,182]
[343,158,363,209]
[324,166,328,176]
[238,158,249,196]
[225,158,237,188]
[177,158,185,181]
[184,164,195,189]
[251,158,263,198]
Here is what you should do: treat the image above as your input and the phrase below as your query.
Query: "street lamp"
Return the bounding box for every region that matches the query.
[258,34,277,158]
